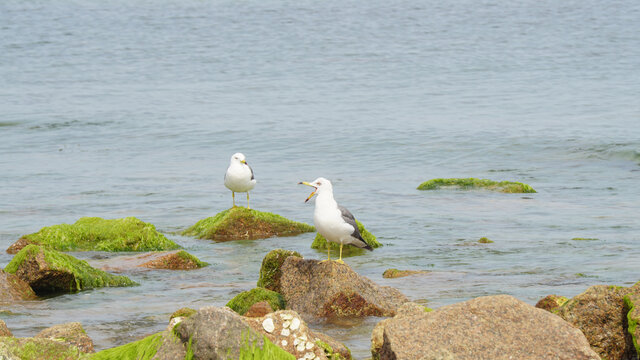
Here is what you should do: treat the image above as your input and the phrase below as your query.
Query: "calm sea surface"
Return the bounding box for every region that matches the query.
[1,0,639,357]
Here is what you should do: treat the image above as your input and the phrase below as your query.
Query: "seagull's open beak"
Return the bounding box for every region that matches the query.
[298,181,317,203]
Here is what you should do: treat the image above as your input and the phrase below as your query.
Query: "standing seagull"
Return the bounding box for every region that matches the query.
[224,153,256,209]
[299,177,372,263]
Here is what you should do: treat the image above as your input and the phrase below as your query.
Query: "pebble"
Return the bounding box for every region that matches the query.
[262,318,275,333]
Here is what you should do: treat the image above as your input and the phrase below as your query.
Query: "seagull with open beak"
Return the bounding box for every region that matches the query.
[299,177,372,263]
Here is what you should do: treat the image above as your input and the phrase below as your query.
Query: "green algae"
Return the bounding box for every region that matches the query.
[478,237,494,244]
[182,207,315,241]
[311,220,381,252]
[382,268,429,278]
[239,334,294,360]
[90,332,163,360]
[256,249,302,291]
[624,295,640,357]
[315,339,349,360]
[175,251,209,268]
[0,337,86,360]
[170,308,197,320]
[20,217,179,252]
[4,245,137,294]
[571,237,599,241]
[417,178,536,193]
[226,288,285,316]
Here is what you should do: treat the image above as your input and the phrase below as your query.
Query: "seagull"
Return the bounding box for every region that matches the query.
[224,153,256,209]
[299,177,372,263]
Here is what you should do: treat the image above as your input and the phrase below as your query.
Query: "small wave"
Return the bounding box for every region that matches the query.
[29,120,116,130]
[575,143,640,164]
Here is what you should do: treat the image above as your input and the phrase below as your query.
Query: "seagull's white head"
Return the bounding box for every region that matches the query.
[298,177,332,203]
[230,152,248,165]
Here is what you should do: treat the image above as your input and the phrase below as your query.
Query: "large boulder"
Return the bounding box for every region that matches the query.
[311,220,381,253]
[372,296,600,360]
[0,269,37,302]
[7,216,179,253]
[93,250,208,272]
[4,245,137,295]
[279,257,408,320]
[34,322,94,353]
[553,283,640,360]
[0,320,11,337]
[0,337,84,359]
[182,207,315,241]
[256,249,302,291]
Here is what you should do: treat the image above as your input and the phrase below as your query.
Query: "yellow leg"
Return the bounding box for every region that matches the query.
[246,192,250,209]
[232,192,236,207]
[320,245,331,262]
[336,243,345,264]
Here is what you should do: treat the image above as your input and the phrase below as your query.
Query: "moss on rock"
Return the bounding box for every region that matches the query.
[182,207,315,241]
[89,332,163,360]
[170,308,197,320]
[239,334,295,360]
[0,337,85,360]
[226,288,285,316]
[417,178,536,193]
[11,217,179,253]
[4,245,137,295]
[316,339,349,360]
[256,249,302,292]
[382,269,430,279]
[625,294,640,357]
[535,295,569,313]
[478,237,494,244]
[311,220,381,253]
[142,250,208,270]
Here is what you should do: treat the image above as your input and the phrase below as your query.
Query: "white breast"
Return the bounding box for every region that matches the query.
[224,164,255,192]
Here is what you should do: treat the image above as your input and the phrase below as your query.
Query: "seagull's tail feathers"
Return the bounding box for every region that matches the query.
[354,237,373,251]
[362,243,374,251]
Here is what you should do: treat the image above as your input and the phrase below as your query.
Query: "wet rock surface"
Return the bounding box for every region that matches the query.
[244,301,274,318]
[34,322,94,353]
[0,320,11,337]
[93,250,207,272]
[382,268,430,278]
[279,257,408,320]
[0,269,37,302]
[373,296,600,360]
[257,249,302,291]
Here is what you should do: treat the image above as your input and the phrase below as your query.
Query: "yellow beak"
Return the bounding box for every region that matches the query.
[241,160,247,164]
[298,181,317,203]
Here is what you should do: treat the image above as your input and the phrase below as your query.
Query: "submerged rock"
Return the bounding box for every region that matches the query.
[182,207,315,241]
[35,322,94,353]
[95,250,208,272]
[226,287,286,316]
[0,269,37,302]
[0,337,85,360]
[553,283,640,360]
[625,294,640,358]
[7,217,179,254]
[372,296,600,360]
[311,220,381,253]
[535,294,569,312]
[0,320,11,337]
[279,257,408,320]
[256,249,302,291]
[417,177,536,193]
[4,245,137,295]
[382,268,430,278]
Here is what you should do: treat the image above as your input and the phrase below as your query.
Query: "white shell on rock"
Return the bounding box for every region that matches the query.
[296,343,306,352]
[304,352,315,359]
[294,338,300,346]
[281,339,288,347]
[290,317,301,330]
[281,328,290,336]
[262,318,275,333]
[299,333,307,341]
[283,320,291,329]
[281,313,293,320]
[306,341,314,350]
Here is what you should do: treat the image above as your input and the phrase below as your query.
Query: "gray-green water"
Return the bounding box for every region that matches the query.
[1,0,639,358]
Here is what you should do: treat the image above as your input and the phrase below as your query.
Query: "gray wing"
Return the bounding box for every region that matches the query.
[338,205,364,241]
[247,164,255,180]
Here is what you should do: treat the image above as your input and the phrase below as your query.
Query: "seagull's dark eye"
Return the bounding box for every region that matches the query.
[316,182,322,186]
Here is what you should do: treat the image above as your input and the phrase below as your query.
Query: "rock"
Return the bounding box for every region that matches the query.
[226,287,285,316]
[245,301,274,318]
[279,257,408,320]
[624,294,640,358]
[382,268,430,278]
[170,307,197,320]
[555,283,640,360]
[311,219,381,252]
[0,337,84,359]
[477,236,494,243]
[35,322,94,353]
[4,245,137,295]
[246,310,352,360]
[182,207,315,241]
[7,217,179,254]
[256,249,302,291]
[94,250,207,272]
[372,297,600,360]
[90,331,168,360]
[535,294,569,312]
[417,177,537,193]
[0,269,37,301]
[0,320,11,337]
[175,306,294,359]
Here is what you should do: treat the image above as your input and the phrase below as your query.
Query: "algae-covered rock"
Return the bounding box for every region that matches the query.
[279,257,408,320]
[183,207,315,241]
[227,288,286,316]
[4,245,137,295]
[90,332,164,360]
[96,250,207,272]
[417,178,536,193]
[535,294,569,312]
[624,294,640,358]
[170,307,197,321]
[372,296,599,360]
[478,236,494,243]
[0,337,85,360]
[0,320,11,337]
[382,268,430,279]
[257,249,302,292]
[0,269,37,302]
[311,220,381,253]
[7,217,179,254]
[35,322,94,353]
[245,301,274,318]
